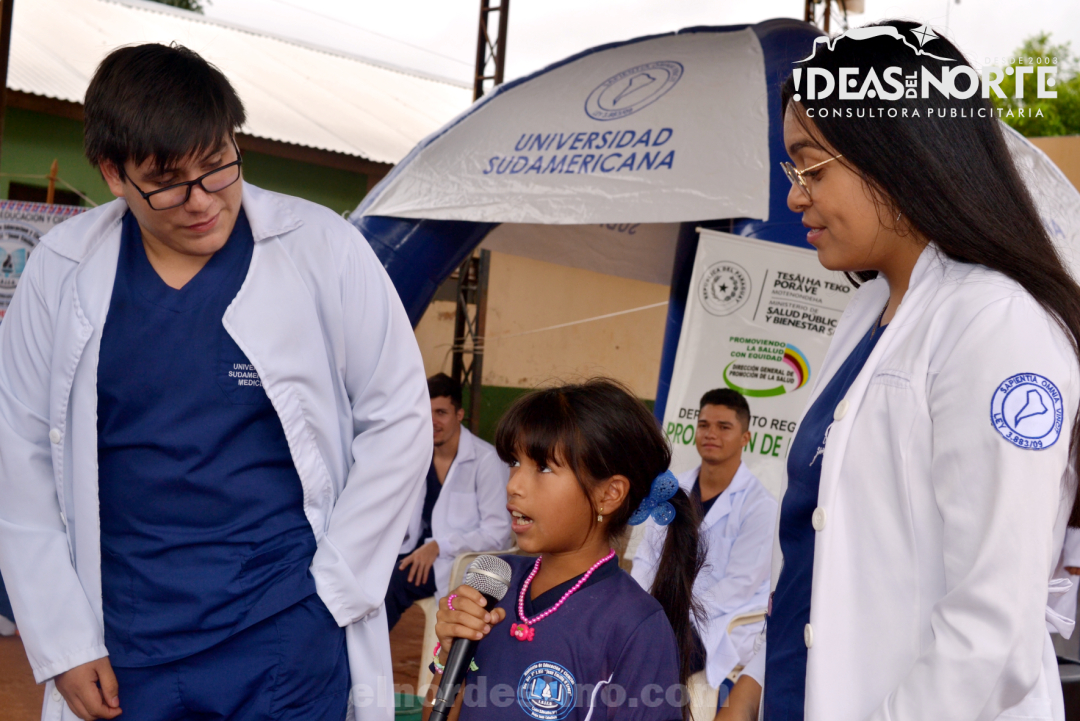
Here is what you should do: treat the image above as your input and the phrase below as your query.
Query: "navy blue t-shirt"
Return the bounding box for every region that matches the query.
[763,321,885,720]
[460,554,683,721]
[691,478,720,518]
[97,209,317,667]
[416,461,443,551]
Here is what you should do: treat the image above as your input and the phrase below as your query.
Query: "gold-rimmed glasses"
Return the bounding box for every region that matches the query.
[780,154,843,200]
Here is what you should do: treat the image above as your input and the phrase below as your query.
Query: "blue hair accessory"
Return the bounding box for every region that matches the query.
[628,470,680,526]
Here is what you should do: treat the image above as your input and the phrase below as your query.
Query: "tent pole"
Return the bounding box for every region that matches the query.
[469,251,490,432]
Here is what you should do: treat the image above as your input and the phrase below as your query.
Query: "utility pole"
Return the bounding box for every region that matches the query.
[0,0,15,172]
[805,0,860,34]
[472,0,509,102]
[450,250,491,433]
[451,0,507,433]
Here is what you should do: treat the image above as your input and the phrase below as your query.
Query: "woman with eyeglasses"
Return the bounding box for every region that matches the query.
[718,20,1080,721]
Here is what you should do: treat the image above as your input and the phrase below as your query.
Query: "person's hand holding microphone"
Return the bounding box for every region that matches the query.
[429,556,512,721]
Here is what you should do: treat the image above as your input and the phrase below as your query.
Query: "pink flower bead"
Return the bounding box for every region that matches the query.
[511,623,534,641]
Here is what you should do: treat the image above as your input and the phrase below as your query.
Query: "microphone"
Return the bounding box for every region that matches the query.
[429,554,513,721]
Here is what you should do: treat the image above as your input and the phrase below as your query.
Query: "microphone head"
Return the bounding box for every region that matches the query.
[463,555,513,601]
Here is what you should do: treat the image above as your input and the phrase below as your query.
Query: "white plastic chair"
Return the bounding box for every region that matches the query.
[688,609,767,721]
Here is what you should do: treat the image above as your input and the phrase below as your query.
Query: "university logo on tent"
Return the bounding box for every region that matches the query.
[518,661,576,720]
[585,61,684,121]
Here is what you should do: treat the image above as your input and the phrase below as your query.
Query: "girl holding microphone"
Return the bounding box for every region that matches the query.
[723,20,1080,721]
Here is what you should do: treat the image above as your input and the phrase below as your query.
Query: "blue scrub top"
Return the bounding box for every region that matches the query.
[764,321,885,720]
[97,210,317,667]
[691,477,721,518]
[414,461,443,552]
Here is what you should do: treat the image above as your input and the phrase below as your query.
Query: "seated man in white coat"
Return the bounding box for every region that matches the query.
[632,388,777,704]
[384,373,512,629]
[0,44,430,721]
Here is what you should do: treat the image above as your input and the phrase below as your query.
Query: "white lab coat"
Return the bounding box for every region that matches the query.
[0,183,432,721]
[631,463,776,688]
[748,246,1079,721]
[398,426,511,598]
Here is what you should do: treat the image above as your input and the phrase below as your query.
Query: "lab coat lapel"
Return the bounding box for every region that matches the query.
[801,278,889,415]
[222,185,340,535]
[62,203,125,619]
[442,426,477,493]
[701,463,753,529]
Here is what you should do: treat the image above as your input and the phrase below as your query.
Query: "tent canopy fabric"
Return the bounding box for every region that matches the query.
[358,27,771,225]
[12,0,472,164]
[353,19,823,325]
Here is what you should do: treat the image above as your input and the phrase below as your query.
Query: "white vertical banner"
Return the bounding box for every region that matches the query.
[662,229,855,498]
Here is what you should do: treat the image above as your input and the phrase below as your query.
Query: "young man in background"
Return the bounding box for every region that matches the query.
[633,388,777,706]
[385,373,511,630]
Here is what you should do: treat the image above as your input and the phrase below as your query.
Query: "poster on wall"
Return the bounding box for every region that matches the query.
[662,229,855,498]
[0,201,87,322]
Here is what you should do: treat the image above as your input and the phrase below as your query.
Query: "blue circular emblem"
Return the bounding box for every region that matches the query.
[990,373,1065,450]
[517,660,576,720]
[584,61,684,121]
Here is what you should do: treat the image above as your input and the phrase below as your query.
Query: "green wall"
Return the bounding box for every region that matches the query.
[241,150,367,215]
[0,107,368,214]
[0,108,112,205]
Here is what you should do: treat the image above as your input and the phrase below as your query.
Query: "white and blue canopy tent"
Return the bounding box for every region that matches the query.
[350,19,1080,416]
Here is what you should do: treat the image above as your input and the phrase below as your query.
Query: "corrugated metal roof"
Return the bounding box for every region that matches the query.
[10,0,474,165]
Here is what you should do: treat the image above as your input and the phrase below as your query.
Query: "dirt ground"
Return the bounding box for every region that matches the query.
[0,636,43,721]
[0,603,428,718]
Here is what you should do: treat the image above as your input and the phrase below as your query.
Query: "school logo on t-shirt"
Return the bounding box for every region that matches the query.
[517,661,576,720]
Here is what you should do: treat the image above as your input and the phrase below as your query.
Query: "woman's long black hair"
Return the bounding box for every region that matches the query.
[782,20,1080,524]
[495,379,705,713]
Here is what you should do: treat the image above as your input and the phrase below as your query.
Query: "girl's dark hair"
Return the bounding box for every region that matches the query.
[495,379,705,707]
[782,21,1080,525]
[85,43,246,177]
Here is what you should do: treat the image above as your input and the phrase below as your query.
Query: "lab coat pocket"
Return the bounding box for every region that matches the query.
[700,534,735,587]
[869,369,912,389]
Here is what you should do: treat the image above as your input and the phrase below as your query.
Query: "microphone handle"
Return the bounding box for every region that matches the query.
[429,591,501,721]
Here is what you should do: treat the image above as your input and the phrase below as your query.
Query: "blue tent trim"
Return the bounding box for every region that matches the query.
[353,19,823,421]
[653,18,823,420]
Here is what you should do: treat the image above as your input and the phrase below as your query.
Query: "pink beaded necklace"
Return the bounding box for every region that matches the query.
[510,549,617,642]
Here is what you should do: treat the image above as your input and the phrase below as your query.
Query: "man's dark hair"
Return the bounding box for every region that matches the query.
[84,43,246,178]
[428,373,462,410]
[699,388,750,432]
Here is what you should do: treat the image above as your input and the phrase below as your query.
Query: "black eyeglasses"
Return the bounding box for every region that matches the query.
[126,141,243,210]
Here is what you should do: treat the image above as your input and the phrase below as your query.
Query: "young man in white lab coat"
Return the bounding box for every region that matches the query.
[0,44,430,721]
[632,388,777,698]
[384,373,511,629]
